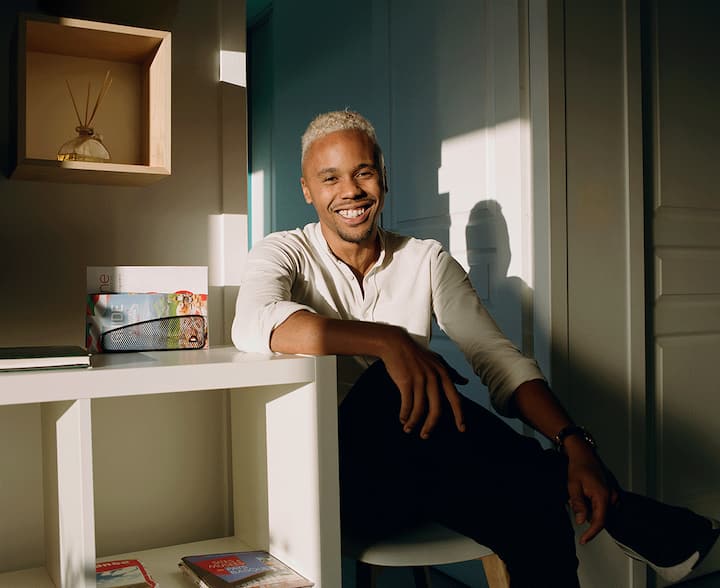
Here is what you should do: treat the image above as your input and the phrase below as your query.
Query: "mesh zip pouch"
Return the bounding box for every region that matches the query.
[101,315,207,351]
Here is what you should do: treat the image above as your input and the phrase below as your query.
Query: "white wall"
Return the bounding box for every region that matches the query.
[0,0,245,570]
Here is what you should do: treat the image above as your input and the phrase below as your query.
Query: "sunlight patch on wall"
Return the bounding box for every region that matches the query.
[438,118,533,288]
[208,214,248,287]
[219,50,246,87]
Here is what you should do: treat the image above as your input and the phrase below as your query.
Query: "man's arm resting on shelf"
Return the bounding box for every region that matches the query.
[270,310,466,438]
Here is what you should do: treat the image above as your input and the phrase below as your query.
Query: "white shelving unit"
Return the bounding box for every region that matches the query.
[0,347,341,588]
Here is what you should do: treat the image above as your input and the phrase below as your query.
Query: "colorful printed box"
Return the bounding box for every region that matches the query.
[86,292,208,353]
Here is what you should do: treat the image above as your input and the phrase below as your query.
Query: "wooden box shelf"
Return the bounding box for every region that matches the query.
[12,15,171,185]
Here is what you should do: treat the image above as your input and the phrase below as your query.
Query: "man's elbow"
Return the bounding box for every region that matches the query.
[230,312,272,354]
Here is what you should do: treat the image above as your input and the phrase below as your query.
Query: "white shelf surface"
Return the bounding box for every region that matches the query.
[0,567,55,588]
[107,536,256,587]
[0,346,318,405]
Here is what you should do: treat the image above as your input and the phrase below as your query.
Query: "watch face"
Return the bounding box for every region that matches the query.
[555,425,596,451]
[583,431,597,448]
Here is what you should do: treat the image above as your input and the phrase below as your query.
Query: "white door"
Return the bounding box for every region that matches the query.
[386,0,537,423]
[648,1,720,583]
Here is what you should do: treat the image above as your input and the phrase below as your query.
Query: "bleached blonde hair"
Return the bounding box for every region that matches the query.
[301,110,386,178]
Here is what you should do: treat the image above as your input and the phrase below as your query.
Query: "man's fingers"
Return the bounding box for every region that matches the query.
[449,394,466,432]
[392,353,463,437]
[438,370,466,432]
[420,375,442,439]
[404,379,427,433]
[397,382,413,425]
[580,491,609,545]
[567,480,588,525]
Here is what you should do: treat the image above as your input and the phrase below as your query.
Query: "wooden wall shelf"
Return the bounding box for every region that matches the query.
[12,15,171,185]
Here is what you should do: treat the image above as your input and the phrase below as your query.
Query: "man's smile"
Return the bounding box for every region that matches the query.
[336,206,367,219]
[333,204,374,226]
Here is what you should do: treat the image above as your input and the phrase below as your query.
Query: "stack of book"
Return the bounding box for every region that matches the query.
[178,550,313,588]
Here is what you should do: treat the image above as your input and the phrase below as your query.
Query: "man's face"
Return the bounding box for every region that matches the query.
[301,129,385,248]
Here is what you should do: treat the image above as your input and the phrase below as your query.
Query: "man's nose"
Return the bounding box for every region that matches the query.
[339,176,363,198]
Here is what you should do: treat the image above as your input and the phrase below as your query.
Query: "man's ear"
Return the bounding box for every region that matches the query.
[300,177,312,204]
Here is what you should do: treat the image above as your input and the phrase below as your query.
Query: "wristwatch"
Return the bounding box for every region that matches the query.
[553,425,597,453]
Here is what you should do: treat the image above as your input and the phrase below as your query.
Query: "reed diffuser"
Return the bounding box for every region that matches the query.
[57,70,113,163]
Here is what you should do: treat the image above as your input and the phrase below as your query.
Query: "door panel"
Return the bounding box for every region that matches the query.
[387,0,533,419]
[650,0,720,582]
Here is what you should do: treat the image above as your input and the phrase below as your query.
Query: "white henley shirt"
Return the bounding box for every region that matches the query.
[231,222,545,415]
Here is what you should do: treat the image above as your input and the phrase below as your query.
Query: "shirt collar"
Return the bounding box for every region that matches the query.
[311,222,387,270]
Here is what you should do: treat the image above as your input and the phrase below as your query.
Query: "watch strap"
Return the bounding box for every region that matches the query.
[553,424,597,452]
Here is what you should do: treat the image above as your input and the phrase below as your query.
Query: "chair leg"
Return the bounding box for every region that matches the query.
[411,565,432,588]
[356,560,377,588]
[480,553,510,588]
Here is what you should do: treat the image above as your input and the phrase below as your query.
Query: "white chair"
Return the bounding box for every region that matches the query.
[344,521,511,588]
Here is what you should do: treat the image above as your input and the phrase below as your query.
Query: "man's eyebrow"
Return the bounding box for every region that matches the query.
[316,163,376,176]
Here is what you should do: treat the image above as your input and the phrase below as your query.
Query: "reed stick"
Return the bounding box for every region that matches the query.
[87,70,112,128]
[65,72,113,130]
[84,81,91,127]
[65,79,83,126]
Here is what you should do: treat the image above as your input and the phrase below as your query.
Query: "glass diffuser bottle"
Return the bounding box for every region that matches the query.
[58,71,112,163]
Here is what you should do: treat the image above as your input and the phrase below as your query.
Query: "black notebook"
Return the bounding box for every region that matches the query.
[0,346,91,372]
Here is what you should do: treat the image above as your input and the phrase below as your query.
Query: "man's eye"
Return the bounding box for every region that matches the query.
[356,170,374,178]
[322,176,337,183]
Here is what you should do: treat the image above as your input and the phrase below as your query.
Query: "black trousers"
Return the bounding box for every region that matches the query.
[339,360,581,588]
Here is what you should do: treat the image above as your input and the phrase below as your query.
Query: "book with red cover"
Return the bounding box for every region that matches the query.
[180,551,313,588]
[96,559,158,588]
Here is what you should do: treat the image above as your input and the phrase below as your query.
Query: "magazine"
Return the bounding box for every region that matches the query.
[179,551,313,588]
[96,559,158,588]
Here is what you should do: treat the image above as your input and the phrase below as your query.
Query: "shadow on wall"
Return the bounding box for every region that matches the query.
[466,200,527,356]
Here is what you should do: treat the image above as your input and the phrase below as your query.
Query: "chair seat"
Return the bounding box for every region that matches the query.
[345,522,495,567]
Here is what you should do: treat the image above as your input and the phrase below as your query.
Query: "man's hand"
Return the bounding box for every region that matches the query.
[564,438,619,544]
[381,329,467,439]
[269,312,466,438]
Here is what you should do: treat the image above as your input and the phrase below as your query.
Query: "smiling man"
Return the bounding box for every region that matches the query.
[232,110,719,587]
[301,127,384,248]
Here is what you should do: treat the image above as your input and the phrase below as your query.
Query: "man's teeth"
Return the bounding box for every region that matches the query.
[338,208,366,218]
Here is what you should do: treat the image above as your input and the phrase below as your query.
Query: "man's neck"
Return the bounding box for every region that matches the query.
[321,226,381,278]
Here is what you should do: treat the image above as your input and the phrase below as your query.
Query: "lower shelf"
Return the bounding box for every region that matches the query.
[0,536,253,588]
[0,567,54,588]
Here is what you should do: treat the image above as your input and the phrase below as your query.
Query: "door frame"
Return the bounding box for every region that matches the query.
[540,1,647,585]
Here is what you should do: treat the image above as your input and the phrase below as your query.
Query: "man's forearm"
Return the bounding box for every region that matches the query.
[513,379,596,458]
[269,309,401,358]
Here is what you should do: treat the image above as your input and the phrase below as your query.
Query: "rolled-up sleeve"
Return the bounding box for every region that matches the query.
[231,236,316,353]
[431,249,546,416]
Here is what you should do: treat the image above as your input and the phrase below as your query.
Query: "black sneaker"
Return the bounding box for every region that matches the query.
[605,491,720,583]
